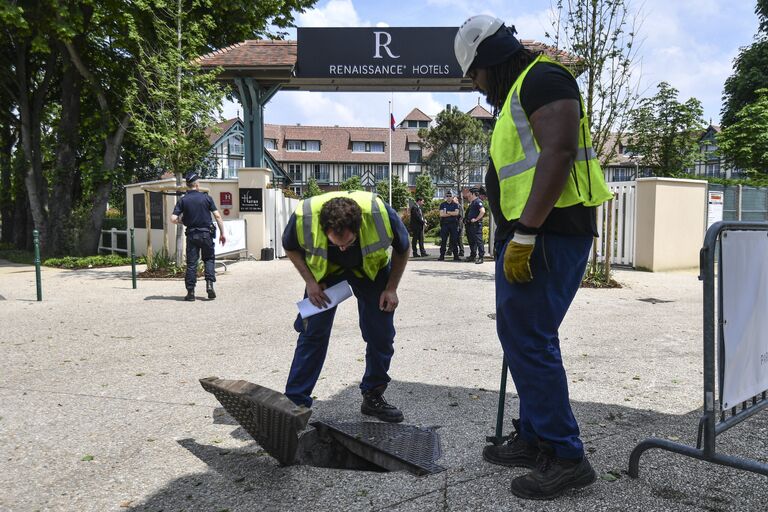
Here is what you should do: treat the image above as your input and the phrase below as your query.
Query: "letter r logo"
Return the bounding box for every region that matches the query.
[373,31,400,59]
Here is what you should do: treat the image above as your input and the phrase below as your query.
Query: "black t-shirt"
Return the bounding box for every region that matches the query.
[439,201,460,224]
[282,203,410,271]
[466,197,484,222]
[172,190,217,229]
[486,61,596,240]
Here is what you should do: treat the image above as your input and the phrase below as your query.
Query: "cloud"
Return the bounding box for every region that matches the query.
[295,0,371,28]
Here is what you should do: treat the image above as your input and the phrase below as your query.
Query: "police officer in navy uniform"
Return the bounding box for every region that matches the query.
[437,190,460,261]
[409,197,428,257]
[171,172,226,301]
[462,186,486,263]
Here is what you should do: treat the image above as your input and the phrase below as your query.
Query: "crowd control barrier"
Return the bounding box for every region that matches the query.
[629,221,768,477]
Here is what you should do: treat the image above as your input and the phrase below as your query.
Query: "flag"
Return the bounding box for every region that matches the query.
[390,113,396,132]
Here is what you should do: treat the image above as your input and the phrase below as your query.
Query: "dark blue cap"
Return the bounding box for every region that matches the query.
[470,25,523,71]
[185,172,200,184]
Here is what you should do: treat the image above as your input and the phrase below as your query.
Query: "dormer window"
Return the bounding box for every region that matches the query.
[352,141,385,153]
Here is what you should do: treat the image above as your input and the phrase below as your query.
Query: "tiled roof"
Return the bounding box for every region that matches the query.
[205,118,239,145]
[263,124,423,163]
[467,104,493,119]
[402,108,433,122]
[195,40,296,68]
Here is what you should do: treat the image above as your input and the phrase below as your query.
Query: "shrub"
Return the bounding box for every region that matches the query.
[44,254,146,269]
[102,218,127,231]
[0,249,34,265]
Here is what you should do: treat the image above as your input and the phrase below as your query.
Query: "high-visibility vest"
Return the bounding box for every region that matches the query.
[490,55,613,221]
[296,191,394,282]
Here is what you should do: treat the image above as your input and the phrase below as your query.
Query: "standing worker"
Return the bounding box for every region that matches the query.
[437,190,460,261]
[409,197,428,257]
[454,15,613,500]
[462,187,486,263]
[170,172,226,302]
[282,191,410,422]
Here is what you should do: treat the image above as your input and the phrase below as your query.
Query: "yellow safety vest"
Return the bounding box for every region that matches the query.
[296,191,394,282]
[489,55,613,221]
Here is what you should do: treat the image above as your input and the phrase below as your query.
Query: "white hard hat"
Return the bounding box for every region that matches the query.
[454,15,505,76]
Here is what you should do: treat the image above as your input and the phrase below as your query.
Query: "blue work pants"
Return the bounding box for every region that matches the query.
[185,229,215,290]
[494,233,592,459]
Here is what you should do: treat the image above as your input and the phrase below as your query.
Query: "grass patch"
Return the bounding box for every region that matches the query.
[44,255,145,269]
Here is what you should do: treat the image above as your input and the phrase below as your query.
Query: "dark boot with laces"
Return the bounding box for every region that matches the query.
[509,443,596,500]
[206,280,216,299]
[361,388,404,423]
[482,419,540,468]
[184,289,195,302]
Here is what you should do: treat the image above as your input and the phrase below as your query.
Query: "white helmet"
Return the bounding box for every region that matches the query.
[454,15,505,76]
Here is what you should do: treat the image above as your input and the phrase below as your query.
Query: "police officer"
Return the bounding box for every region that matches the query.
[462,186,486,263]
[171,172,226,301]
[437,190,460,261]
[409,197,428,257]
[282,191,410,422]
[455,15,613,500]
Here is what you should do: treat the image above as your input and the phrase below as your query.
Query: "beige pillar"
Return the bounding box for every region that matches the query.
[237,167,271,259]
[635,177,707,271]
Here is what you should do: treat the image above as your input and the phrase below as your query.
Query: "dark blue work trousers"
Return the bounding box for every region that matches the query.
[439,222,459,257]
[285,268,395,408]
[494,232,592,459]
[466,222,485,258]
[185,229,215,290]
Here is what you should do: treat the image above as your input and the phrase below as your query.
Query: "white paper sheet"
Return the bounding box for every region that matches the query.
[296,280,353,319]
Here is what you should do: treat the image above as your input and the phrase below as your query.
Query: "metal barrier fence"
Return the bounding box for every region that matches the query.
[629,221,768,477]
[98,228,128,255]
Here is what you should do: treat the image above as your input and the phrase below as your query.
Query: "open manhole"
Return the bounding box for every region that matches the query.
[200,377,445,475]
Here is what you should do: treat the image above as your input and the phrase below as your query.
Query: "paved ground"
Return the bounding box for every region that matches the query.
[1,250,766,512]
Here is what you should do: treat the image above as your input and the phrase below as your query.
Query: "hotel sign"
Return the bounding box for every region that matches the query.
[297,27,462,79]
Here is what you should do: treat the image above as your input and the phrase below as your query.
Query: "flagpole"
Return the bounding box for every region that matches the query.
[388,99,393,205]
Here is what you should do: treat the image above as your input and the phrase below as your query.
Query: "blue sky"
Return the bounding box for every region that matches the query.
[221,0,760,128]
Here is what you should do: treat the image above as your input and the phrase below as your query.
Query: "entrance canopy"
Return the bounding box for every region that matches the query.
[195,28,580,168]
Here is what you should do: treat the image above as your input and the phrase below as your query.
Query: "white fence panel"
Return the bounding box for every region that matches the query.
[264,189,299,258]
[596,181,636,267]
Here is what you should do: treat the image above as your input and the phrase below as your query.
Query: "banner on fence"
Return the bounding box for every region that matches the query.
[215,219,246,256]
[721,230,768,408]
[707,191,724,229]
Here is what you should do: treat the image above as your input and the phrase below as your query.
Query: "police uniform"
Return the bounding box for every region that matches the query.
[465,194,485,261]
[172,175,219,295]
[438,195,460,260]
[281,191,410,410]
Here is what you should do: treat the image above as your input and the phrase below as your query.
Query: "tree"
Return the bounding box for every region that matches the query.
[627,82,704,176]
[303,177,322,198]
[722,1,768,127]
[419,106,488,202]
[718,88,768,174]
[376,175,410,210]
[412,172,436,202]
[548,0,642,167]
[339,175,363,191]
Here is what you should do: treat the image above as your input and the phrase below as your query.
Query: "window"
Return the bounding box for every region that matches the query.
[469,169,483,183]
[226,159,243,179]
[286,140,320,151]
[409,149,422,164]
[264,138,277,150]
[418,121,429,128]
[287,140,302,151]
[229,137,243,155]
[314,164,329,182]
[343,164,360,180]
[288,163,302,182]
[370,142,384,153]
[305,140,320,152]
[352,142,366,152]
[374,165,387,181]
[291,186,302,196]
[705,160,721,178]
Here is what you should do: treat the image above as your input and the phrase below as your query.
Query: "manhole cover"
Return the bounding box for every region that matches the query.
[200,377,311,465]
[313,421,446,475]
[637,297,674,304]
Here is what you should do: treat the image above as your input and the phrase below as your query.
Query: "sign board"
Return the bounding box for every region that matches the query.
[133,192,164,229]
[721,230,768,408]
[239,188,263,212]
[220,191,233,207]
[297,27,462,79]
[707,191,724,229]
[215,219,247,256]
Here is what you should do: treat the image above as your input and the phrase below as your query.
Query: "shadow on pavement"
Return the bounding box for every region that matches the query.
[411,268,494,281]
[128,380,768,512]
[143,295,188,301]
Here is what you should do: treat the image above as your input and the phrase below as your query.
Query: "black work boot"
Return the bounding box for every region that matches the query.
[184,289,195,302]
[206,280,216,299]
[483,419,540,468]
[509,444,596,500]
[361,388,404,423]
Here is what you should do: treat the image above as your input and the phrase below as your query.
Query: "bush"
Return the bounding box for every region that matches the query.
[0,249,34,265]
[102,218,127,231]
[44,254,146,269]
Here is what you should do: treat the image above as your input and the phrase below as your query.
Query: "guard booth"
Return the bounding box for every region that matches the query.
[125,167,298,262]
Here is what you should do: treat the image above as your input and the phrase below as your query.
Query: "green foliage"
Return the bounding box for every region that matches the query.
[340,175,363,191]
[419,106,489,193]
[375,175,410,210]
[627,82,704,176]
[281,187,299,199]
[0,249,34,265]
[146,248,186,275]
[303,177,323,198]
[423,209,442,232]
[412,172,436,202]
[718,88,768,174]
[44,254,145,269]
[102,218,127,230]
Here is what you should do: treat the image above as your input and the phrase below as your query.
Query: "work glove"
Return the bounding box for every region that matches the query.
[503,225,538,283]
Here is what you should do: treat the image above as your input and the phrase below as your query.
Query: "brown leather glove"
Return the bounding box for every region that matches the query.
[503,232,537,283]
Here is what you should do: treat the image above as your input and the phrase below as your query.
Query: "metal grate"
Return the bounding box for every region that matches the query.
[199,377,312,466]
[314,421,446,475]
